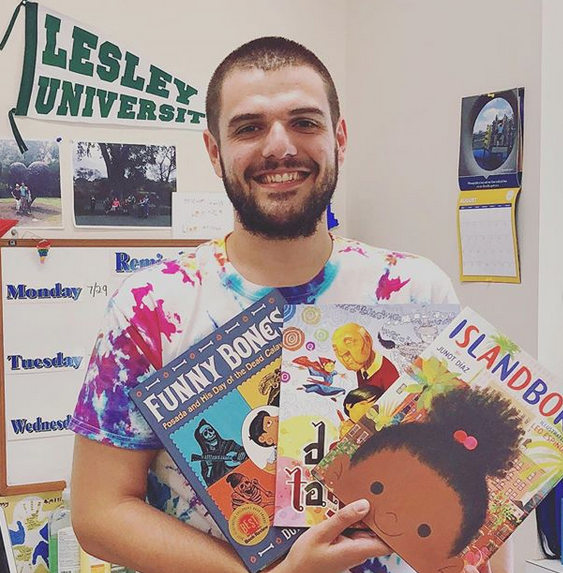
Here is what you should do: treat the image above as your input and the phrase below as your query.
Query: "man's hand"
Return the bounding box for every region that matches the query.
[272,499,392,573]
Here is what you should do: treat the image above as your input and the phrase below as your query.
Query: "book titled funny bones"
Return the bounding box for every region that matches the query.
[131,291,301,573]
[314,307,563,573]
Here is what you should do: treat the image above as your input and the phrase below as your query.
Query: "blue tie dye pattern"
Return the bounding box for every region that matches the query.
[278,261,339,304]
[147,471,173,512]
[351,559,391,573]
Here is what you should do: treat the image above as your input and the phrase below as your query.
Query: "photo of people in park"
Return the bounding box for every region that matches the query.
[0,139,62,228]
[73,142,176,227]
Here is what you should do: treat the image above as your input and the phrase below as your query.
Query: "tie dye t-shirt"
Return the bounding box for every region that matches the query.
[70,234,458,573]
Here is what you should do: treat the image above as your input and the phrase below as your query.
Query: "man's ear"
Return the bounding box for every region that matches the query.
[203,130,223,178]
[437,556,465,573]
[335,117,348,167]
[323,453,351,490]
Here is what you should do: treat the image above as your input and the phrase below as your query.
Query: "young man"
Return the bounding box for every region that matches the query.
[71,37,506,573]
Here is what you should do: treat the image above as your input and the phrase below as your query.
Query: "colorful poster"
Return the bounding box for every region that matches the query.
[0,140,62,229]
[1,2,206,152]
[72,142,176,228]
[0,506,18,573]
[0,490,62,573]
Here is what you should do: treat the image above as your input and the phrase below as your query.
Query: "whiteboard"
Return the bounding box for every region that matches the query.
[0,242,198,493]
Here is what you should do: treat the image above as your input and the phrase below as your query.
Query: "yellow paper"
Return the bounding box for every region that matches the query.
[457,188,520,283]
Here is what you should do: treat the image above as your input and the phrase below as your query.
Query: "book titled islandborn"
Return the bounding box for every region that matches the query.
[131,291,301,573]
[313,307,563,573]
[275,303,460,527]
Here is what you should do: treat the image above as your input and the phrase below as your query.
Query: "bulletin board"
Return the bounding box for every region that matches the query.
[0,239,203,495]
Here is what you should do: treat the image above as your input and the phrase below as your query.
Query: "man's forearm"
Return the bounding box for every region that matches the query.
[74,495,249,573]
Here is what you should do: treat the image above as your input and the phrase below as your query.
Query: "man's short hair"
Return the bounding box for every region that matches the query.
[205,36,340,139]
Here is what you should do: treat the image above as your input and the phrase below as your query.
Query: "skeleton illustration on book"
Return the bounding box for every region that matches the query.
[226,472,275,519]
[193,419,248,486]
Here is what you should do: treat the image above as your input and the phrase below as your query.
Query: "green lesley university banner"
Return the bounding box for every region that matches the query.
[1,1,206,151]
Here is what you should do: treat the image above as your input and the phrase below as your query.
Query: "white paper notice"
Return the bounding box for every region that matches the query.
[172,193,233,239]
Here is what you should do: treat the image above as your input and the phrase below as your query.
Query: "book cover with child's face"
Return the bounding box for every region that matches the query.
[314,308,563,573]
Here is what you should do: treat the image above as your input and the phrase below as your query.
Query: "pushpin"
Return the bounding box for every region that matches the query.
[37,239,51,263]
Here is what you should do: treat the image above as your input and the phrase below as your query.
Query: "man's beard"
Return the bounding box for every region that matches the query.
[220,151,338,240]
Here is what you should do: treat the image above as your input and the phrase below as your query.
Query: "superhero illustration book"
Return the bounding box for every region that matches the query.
[275,303,460,527]
[314,307,563,573]
[131,291,301,573]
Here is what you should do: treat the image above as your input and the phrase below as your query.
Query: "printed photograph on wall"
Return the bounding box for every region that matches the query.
[0,140,62,229]
[72,142,176,228]
[458,88,524,190]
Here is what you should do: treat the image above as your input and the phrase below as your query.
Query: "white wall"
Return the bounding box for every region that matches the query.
[345,1,544,571]
[0,0,348,239]
[345,0,542,352]
[538,0,563,376]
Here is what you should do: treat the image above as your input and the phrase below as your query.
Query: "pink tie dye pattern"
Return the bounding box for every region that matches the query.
[376,269,411,300]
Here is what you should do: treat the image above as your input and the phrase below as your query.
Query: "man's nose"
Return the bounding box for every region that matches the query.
[261,122,297,159]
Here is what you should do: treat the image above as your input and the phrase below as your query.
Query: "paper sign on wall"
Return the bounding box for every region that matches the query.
[172,193,233,240]
[457,188,520,282]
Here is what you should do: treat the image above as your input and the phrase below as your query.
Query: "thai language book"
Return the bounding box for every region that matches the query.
[275,304,460,527]
[313,307,563,573]
[131,291,301,573]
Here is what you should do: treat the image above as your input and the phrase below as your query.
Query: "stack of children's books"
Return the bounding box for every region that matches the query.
[132,292,563,573]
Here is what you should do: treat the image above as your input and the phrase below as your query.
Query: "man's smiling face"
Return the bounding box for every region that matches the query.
[205,65,346,239]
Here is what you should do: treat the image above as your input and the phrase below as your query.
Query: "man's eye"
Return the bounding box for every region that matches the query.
[370,481,384,495]
[294,119,318,129]
[417,524,432,538]
[236,125,260,135]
